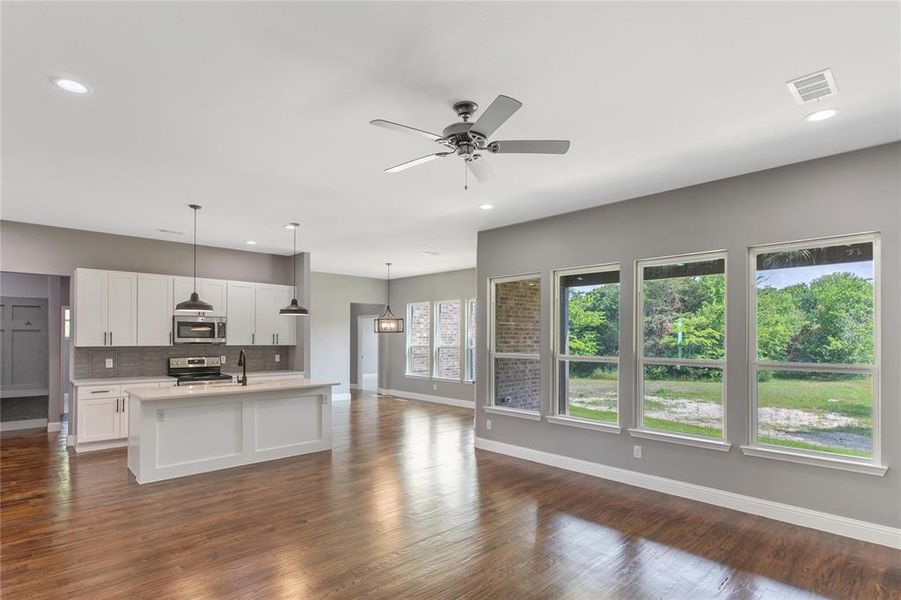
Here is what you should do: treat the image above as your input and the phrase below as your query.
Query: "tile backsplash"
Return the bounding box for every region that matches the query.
[73,345,293,379]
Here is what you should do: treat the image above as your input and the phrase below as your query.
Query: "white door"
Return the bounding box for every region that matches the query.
[107,271,138,347]
[357,316,379,393]
[201,279,228,317]
[77,397,121,442]
[254,284,279,345]
[226,281,256,345]
[74,269,108,347]
[137,274,173,346]
[275,285,298,346]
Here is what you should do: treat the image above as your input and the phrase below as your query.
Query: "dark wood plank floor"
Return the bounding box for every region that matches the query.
[2,394,898,599]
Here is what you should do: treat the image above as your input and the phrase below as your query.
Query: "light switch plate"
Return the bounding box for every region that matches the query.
[432,383,437,391]
[220,355,227,364]
[275,354,280,362]
[486,419,492,431]
[105,358,114,369]
[633,445,642,459]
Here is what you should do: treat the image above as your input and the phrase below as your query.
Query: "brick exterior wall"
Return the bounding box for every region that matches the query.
[493,278,541,411]
[408,302,430,376]
[435,300,461,379]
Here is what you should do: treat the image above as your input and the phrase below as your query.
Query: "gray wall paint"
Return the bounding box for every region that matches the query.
[476,142,900,527]
[0,220,294,284]
[349,303,385,385]
[384,268,476,402]
[309,272,386,396]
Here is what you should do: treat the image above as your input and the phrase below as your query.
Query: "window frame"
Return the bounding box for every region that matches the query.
[487,273,542,417]
[743,232,884,474]
[464,297,477,382]
[550,263,622,433]
[433,298,463,382]
[405,301,432,378]
[631,250,730,451]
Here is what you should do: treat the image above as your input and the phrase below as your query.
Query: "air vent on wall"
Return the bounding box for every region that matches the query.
[786,69,837,104]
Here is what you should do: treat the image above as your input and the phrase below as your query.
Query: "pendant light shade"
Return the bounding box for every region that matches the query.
[375,262,404,333]
[175,204,214,313]
[280,222,309,316]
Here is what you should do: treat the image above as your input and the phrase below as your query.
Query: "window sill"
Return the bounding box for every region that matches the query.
[483,406,541,421]
[404,374,431,380]
[546,415,621,434]
[741,445,888,477]
[628,428,731,452]
[432,377,464,383]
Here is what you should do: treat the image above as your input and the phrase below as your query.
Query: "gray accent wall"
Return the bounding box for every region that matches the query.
[384,268,476,402]
[476,142,900,527]
[309,272,386,396]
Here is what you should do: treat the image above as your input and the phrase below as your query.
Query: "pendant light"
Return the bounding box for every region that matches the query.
[279,222,309,316]
[175,204,214,313]
[375,262,404,333]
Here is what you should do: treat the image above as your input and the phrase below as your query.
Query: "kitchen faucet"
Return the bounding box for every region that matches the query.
[237,349,248,386]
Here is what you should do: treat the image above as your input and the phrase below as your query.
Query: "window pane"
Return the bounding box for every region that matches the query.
[408,302,430,346]
[436,347,461,379]
[494,357,539,412]
[466,298,476,381]
[642,365,723,438]
[495,278,540,354]
[436,300,461,347]
[559,271,619,357]
[756,370,872,458]
[755,242,874,364]
[559,361,617,422]
[642,259,725,360]
[409,346,430,377]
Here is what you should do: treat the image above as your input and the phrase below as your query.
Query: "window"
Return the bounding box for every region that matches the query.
[465,298,476,382]
[553,265,619,424]
[636,253,726,441]
[490,275,541,413]
[406,301,431,377]
[434,300,462,380]
[750,235,879,463]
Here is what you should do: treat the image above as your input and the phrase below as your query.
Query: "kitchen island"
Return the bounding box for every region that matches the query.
[125,379,337,484]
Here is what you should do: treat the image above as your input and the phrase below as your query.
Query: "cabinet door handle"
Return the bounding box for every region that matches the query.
[276,333,279,345]
[91,390,111,394]
[252,333,255,344]
[103,331,107,345]
[115,398,119,413]
[169,331,172,345]
[109,332,113,346]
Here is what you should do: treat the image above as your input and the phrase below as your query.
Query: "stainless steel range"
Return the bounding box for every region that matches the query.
[168,356,234,386]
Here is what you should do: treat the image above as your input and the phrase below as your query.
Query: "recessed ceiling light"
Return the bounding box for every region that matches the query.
[479,204,494,210]
[422,250,440,256]
[157,228,183,235]
[805,108,838,122]
[52,78,90,95]
[284,223,298,230]
[246,240,257,245]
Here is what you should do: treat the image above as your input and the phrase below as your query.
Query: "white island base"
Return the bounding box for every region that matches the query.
[125,379,337,484]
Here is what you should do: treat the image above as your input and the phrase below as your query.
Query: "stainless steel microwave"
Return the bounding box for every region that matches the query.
[172,315,226,344]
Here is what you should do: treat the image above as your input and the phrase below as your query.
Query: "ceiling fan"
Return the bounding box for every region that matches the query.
[370,95,570,185]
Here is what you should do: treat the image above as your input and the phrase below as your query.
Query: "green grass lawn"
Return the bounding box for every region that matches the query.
[756,374,872,421]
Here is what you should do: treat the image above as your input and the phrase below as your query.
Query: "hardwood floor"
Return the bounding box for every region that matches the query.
[2,394,898,599]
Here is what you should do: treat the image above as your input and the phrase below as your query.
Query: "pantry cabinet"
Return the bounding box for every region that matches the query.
[74,269,138,347]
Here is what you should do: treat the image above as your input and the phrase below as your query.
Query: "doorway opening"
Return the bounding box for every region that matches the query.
[356,315,379,394]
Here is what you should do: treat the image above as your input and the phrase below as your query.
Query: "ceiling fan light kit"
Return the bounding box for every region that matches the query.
[370,94,570,188]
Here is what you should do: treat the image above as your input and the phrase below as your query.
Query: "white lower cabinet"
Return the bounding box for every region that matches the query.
[75,380,174,451]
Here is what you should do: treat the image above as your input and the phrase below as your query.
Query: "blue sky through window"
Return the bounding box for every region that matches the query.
[758,261,873,289]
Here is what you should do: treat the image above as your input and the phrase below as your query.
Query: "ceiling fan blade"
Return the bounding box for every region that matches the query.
[487,140,570,154]
[466,156,495,183]
[470,95,522,138]
[384,152,450,173]
[370,119,443,142]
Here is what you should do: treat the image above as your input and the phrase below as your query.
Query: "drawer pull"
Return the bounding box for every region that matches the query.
[91,390,111,394]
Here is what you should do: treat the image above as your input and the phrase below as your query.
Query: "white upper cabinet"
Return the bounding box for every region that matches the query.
[254,284,279,345]
[226,281,255,345]
[107,272,138,347]
[74,269,108,347]
[276,285,298,346]
[74,269,137,347]
[137,274,173,346]
[173,277,228,317]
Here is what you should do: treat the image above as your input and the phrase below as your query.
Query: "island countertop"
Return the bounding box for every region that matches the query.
[125,379,339,401]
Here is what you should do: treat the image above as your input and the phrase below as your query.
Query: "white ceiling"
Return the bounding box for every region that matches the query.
[2,2,899,278]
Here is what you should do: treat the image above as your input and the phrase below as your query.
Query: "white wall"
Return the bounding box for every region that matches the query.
[309,272,386,397]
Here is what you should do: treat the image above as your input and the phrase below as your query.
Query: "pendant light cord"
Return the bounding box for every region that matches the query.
[293,226,297,297]
[193,207,197,292]
[386,262,391,307]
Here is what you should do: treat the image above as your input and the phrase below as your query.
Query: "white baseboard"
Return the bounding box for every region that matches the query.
[47,421,62,432]
[349,383,361,390]
[333,392,352,401]
[66,435,76,447]
[383,389,474,409]
[474,437,901,549]
[74,439,127,453]
[0,418,49,432]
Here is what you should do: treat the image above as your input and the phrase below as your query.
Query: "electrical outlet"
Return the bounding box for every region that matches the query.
[633,445,642,459]
[486,419,492,431]
[220,355,227,364]
[432,383,437,391]
[105,358,114,369]
[275,354,280,363]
